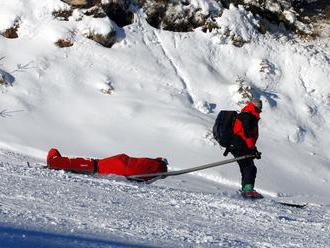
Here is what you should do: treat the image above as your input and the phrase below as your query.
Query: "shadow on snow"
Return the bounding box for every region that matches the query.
[0,224,153,248]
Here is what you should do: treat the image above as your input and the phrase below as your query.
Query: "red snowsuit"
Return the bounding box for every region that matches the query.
[47,148,168,181]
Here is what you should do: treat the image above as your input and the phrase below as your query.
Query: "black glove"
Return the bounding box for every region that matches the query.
[223,147,230,157]
[223,145,234,157]
[255,151,262,159]
[251,147,262,159]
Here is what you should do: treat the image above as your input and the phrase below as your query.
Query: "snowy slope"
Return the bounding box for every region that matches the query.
[1,149,329,247]
[0,0,330,246]
[0,0,329,197]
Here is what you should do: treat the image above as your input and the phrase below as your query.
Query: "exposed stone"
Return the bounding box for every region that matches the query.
[162,4,205,32]
[61,0,100,8]
[100,84,114,95]
[57,0,328,39]
[325,6,330,20]
[227,0,330,35]
[83,6,107,18]
[87,31,117,47]
[1,23,19,39]
[101,1,134,27]
[55,39,74,47]
[0,70,15,87]
[258,19,268,34]
[53,9,73,21]
[61,0,134,27]
[137,0,222,32]
[0,74,5,86]
[232,35,246,47]
[139,0,167,29]
[202,20,220,33]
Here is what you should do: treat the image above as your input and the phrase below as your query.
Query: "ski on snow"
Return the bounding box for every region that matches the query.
[238,191,307,208]
[276,202,307,208]
[247,199,307,208]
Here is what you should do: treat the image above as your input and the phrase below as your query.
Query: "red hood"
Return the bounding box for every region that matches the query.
[241,102,260,120]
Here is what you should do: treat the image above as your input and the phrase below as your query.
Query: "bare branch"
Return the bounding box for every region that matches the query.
[0,109,24,118]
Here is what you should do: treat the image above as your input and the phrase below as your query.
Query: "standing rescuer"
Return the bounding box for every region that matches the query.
[230,98,263,198]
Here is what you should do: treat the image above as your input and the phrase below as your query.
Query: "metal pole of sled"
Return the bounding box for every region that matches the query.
[127,154,256,180]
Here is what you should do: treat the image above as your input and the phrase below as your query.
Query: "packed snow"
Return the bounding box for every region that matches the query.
[0,0,329,247]
[0,149,329,247]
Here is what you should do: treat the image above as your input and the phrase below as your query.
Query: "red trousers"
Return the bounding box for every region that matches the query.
[47,148,168,180]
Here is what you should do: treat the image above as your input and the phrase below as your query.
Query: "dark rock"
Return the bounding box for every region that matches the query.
[101,1,134,27]
[87,31,117,48]
[60,0,100,8]
[53,9,73,21]
[1,23,19,39]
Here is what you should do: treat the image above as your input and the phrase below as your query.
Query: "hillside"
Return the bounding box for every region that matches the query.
[0,0,329,246]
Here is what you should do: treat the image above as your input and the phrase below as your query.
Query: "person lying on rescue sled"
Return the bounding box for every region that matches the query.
[46,148,168,182]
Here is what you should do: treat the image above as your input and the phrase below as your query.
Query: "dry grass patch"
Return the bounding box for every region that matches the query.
[87,31,116,47]
[325,6,330,20]
[53,9,73,21]
[0,76,5,86]
[83,6,107,18]
[55,39,74,48]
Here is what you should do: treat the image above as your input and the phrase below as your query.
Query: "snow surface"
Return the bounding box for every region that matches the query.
[0,149,329,247]
[0,0,330,246]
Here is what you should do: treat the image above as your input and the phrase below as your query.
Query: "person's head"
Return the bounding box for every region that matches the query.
[251,97,262,113]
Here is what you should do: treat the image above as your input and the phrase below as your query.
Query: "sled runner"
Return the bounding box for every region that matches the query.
[127,154,256,182]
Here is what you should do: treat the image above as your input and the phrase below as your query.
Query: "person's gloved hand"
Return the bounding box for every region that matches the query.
[252,147,262,159]
[255,151,262,159]
[223,145,234,157]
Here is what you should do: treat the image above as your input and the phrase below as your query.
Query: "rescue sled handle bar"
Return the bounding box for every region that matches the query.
[127,154,256,179]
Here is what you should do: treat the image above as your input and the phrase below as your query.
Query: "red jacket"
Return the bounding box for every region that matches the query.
[232,102,260,151]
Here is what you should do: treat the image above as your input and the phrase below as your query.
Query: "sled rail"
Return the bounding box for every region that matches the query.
[127,154,255,180]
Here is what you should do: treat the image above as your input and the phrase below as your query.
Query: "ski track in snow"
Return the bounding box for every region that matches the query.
[138,14,195,106]
[0,149,329,248]
[152,30,195,105]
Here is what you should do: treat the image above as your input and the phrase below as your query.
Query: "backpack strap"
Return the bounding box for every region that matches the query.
[92,159,99,173]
